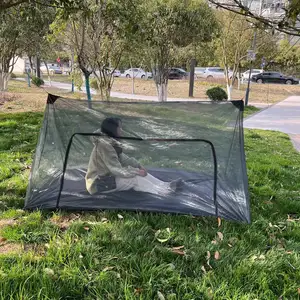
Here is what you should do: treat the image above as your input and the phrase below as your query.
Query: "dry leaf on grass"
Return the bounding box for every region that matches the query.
[0,237,7,243]
[102,266,114,272]
[44,268,55,276]
[214,251,220,260]
[217,231,224,241]
[211,240,217,245]
[201,265,206,273]
[157,291,165,300]
[172,245,184,250]
[117,214,124,220]
[171,249,185,255]
[155,228,171,243]
[206,251,211,259]
[101,217,108,223]
[83,227,90,231]
[134,288,143,295]
[228,243,233,248]
[217,217,222,227]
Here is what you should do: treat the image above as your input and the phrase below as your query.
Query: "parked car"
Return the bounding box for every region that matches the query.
[202,67,234,79]
[168,68,188,80]
[40,64,62,75]
[124,68,152,79]
[242,69,263,81]
[251,72,299,85]
[194,67,206,78]
[108,68,121,77]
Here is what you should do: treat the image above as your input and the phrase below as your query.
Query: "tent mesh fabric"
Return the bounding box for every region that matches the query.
[25,95,250,223]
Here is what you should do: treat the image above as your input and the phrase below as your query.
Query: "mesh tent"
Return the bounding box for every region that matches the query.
[25,95,250,223]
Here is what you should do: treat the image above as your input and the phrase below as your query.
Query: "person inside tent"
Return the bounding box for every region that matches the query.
[85,117,181,195]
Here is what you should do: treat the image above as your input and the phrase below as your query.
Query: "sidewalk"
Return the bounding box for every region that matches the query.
[244,96,300,151]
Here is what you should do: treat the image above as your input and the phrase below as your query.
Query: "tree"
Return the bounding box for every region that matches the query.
[207,0,300,37]
[268,39,300,74]
[138,0,218,101]
[214,10,278,99]
[51,0,139,102]
[0,0,83,10]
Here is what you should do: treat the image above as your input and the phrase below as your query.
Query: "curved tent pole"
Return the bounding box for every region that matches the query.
[55,133,219,219]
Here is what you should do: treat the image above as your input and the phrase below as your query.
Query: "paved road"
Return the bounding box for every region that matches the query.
[244,96,300,151]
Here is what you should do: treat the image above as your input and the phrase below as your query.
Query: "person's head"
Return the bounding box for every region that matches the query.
[101,117,122,138]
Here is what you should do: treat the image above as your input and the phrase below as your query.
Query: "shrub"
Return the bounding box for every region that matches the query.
[10,73,17,79]
[31,76,44,87]
[206,87,228,101]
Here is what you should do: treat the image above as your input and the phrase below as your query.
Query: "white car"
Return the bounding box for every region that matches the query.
[194,67,206,78]
[203,67,234,79]
[124,68,152,79]
[242,69,263,81]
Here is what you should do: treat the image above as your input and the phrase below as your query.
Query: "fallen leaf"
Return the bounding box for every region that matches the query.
[207,259,213,269]
[258,254,265,260]
[217,232,224,241]
[286,251,293,254]
[172,245,184,250]
[134,288,143,295]
[0,237,7,243]
[228,243,233,248]
[101,217,108,223]
[117,214,124,220]
[201,265,206,273]
[214,251,220,260]
[157,291,165,300]
[102,266,114,272]
[83,227,90,231]
[167,263,176,270]
[116,273,121,279]
[171,249,185,255]
[269,222,273,228]
[206,251,211,259]
[155,228,171,243]
[79,254,83,259]
[211,240,217,245]
[44,268,55,276]
[217,217,222,227]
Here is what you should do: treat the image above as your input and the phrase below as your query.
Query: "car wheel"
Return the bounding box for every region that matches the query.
[207,75,213,79]
[285,80,293,85]
[141,75,145,79]
[126,74,131,78]
[256,79,263,84]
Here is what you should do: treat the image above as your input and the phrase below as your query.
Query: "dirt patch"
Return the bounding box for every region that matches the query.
[111,78,300,104]
[24,243,47,255]
[50,213,80,231]
[0,242,22,255]
[0,219,17,229]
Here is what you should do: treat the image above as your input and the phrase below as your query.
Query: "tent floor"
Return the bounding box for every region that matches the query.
[25,168,243,221]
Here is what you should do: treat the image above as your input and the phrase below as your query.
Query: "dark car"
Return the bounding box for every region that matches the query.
[251,72,299,85]
[168,68,187,80]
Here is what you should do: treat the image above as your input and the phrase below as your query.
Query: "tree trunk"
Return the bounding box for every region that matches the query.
[36,56,41,78]
[44,60,51,86]
[84,72,92,108]
[227,84,233,100]
[153,68,168,102]
[156,82,168,102]
[0,72,10,92]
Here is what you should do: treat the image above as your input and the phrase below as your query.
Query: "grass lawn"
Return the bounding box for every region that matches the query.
[1,100,300,299]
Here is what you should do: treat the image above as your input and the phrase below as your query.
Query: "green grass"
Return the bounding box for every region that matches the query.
[0,111,300,299]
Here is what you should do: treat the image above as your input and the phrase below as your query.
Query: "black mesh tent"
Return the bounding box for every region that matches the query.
[25,95,250,223]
